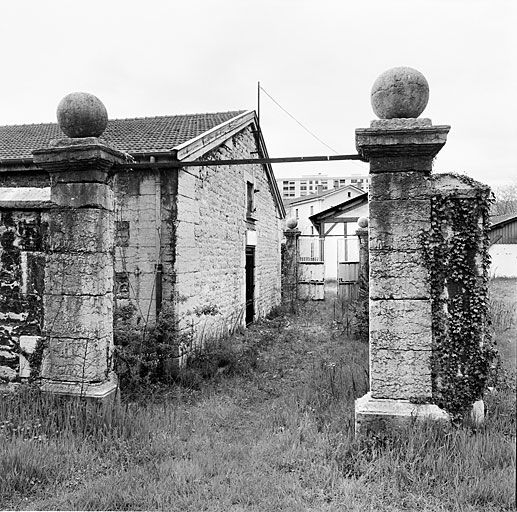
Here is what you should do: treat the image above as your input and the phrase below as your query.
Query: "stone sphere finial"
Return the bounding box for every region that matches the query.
[57,92,108,138]
[371,67,429,119]
[357,217,369,228]
[286,217,298,230]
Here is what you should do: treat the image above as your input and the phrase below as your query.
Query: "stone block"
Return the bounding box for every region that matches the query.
[355,124,450,165]
[51,182,114,211]
[370,299,432,351]
[178,171,196,199]
[43,294,113,339]
[18,336,40,379]
[139,175,159,196]
[50,169,109,184]
[175,221,197,248]
[176,196,200,224]
[369,199,430,251]
[175,246,201,270]
[40,335,111,382]
[370,172,431,201]
[45,253,113,296]
[49,208,114,252]
[369,250,430,299]
[355,392,449,434]
[0,365,17,381]
[370,349,432,399]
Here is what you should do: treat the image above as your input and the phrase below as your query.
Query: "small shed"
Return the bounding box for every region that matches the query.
[489,213,517,278]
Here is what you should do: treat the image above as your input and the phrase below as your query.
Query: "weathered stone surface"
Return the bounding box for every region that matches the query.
[371,118,432,129]
[49,208,114,252]
[370,172,431,201]
[355,124,450,171]
[33,142,126,172]
[45,253,113,296]
[39,376,118,401]
[57,92,108,138]
[369,250,430,299]
[50,169,109,184]
[40,336,111,382]
[369,199,430,251]
[371,67,429,119]
[432,173,489,198]
[371,349,432,399]
[51,182,114,211]
[370,299,432,351]
[286,218,298,229]
[43,294,113,339]
[355,392,449,434]
[0,365,17,381]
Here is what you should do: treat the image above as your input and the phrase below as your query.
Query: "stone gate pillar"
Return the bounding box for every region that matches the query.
[354,68,450,431]
[282,218,300,309]
[356,217,369,285]
[33,92,126,400]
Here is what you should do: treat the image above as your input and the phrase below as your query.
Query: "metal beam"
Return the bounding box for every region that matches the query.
[113,153,365,169]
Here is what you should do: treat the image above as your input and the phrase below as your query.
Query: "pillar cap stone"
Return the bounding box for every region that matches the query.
[286,217,298,229]
[371,67,429,119]
[57,92,108,138]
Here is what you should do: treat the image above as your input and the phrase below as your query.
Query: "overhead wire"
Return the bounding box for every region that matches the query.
[259,84,367,172]
[259,85,339,155]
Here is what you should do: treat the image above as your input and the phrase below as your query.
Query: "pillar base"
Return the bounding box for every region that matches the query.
[40,375,119,403]
[355,392,449,434]
[355,393,485,435]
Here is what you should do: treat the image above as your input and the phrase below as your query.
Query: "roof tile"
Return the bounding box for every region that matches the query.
[0,111,245,160]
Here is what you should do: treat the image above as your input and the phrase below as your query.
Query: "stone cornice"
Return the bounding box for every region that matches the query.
[356,124,450,161]
[33,138,128,172]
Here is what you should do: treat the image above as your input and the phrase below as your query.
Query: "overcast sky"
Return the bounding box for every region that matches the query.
[0,0,515,187]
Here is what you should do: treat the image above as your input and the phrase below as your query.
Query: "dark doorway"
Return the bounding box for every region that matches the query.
[245,247,255,325]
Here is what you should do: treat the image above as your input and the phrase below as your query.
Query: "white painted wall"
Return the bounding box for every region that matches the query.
[489,244,517,278]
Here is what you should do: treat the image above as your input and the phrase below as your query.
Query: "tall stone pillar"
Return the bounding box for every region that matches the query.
[282,218,300,310]
[33,92,125,400]
[354,68,450,432]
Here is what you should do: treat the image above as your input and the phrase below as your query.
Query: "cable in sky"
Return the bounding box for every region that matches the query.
[259,86,340,155]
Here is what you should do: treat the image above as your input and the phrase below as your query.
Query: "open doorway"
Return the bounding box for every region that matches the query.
[245,247,255,325]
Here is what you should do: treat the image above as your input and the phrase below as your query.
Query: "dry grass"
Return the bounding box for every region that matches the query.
[0,293,515,511]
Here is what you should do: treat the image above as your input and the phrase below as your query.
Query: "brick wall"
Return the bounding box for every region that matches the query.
[174,126,282,350]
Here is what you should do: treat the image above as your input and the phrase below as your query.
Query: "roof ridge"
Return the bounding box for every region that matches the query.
[0,110,248,129]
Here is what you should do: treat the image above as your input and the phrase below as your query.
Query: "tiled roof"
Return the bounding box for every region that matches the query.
[0,111,245,160]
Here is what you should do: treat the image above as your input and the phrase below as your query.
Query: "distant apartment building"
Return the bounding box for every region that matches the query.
[277,172,370,199]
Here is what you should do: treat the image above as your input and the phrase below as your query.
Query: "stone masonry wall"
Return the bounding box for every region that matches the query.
[0,210,47,382]
[174,126,282,351]
[113,170,162,325]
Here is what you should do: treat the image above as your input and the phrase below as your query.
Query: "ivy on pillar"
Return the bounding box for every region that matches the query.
[33,92,126,401]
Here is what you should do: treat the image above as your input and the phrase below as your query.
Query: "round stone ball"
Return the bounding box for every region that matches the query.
[371,67,429,119]
[57,92,108,137]
[286,217,298,229]
[357,217,369,228]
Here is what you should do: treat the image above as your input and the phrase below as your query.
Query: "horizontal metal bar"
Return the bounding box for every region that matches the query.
[113,154,364,169]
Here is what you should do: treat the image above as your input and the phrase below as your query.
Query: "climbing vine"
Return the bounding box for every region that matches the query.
[420,180,495,421]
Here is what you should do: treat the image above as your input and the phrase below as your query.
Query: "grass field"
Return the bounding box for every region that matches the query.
[489,277,517,372]
[0,282,515,511]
